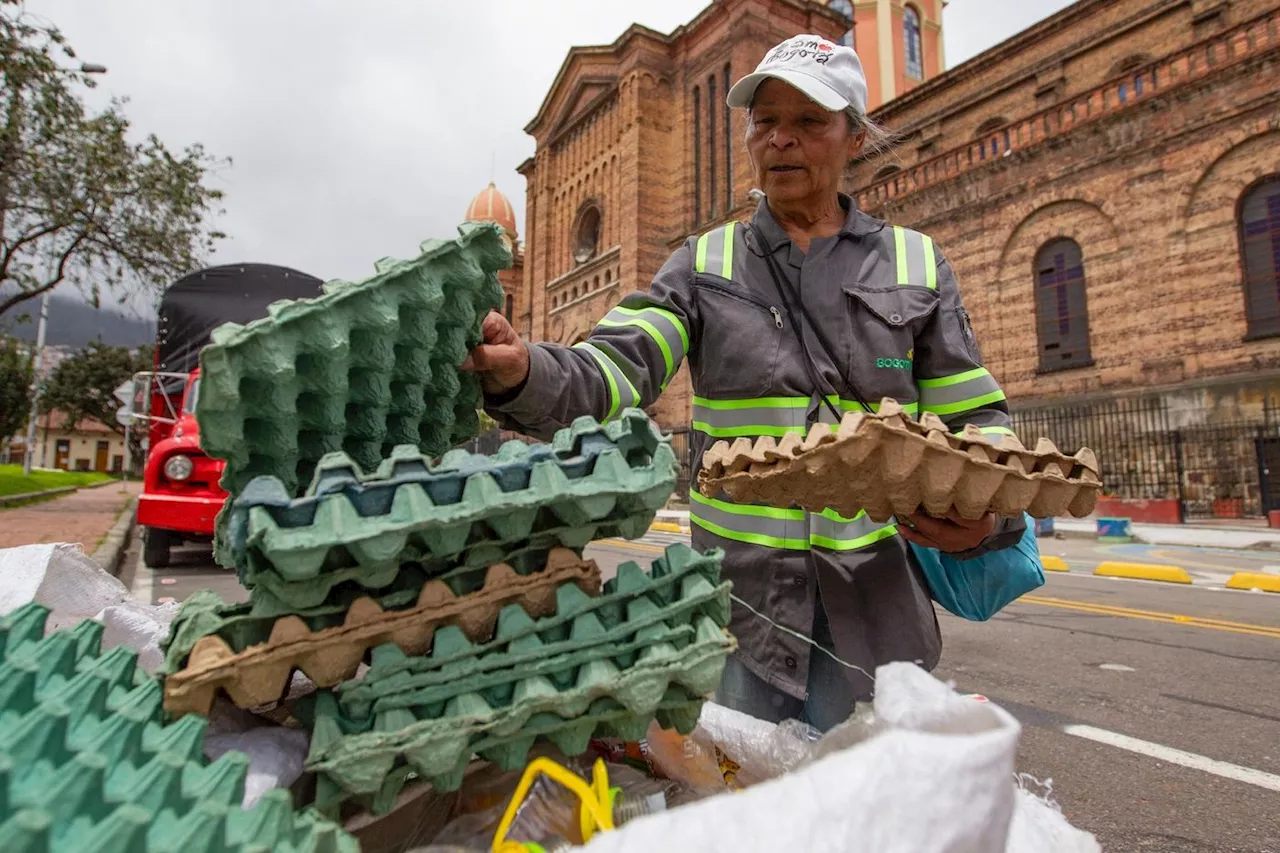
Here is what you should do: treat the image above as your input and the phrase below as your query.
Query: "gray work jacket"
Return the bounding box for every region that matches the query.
[488,195,1025,700]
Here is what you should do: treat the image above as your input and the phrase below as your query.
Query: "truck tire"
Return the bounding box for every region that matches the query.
[144,528,172,569]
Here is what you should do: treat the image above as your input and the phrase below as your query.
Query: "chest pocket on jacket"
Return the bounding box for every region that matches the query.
[693,276,783,398]
[844,285,938,404]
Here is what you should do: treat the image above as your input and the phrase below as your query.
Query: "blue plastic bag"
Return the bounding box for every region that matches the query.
[907,513,1045,621]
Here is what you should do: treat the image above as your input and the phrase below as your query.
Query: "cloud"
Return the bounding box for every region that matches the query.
[27,0,1071,296]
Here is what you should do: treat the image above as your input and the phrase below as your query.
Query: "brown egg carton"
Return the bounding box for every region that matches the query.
[697,398,1100,522]
[163,548,602,717]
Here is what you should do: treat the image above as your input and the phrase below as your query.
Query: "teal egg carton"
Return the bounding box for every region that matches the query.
[216,409,677,609]
[197,221,509,501]
[0,604,356,853]
[296,544,734,816]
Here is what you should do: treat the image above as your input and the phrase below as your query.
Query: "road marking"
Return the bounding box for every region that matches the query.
[1098,663,1135,671]
[1018,595,1280,639]
[1061,724,1280,793]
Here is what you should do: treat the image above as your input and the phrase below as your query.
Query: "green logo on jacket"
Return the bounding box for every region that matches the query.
[876,348,913,371]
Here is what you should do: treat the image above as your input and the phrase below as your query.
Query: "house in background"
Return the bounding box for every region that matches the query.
[4,411,126,473]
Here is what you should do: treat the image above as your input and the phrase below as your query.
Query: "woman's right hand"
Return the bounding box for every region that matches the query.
[460,311,531,395]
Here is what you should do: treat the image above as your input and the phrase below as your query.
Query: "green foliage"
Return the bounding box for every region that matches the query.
[40,340,151,464]
[0,332,32,439]
[0,1,228,317]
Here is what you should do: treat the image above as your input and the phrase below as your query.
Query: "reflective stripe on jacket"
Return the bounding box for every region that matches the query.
[488,196,1026,699]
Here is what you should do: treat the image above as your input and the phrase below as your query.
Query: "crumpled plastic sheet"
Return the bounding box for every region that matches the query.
[578,663,1100,853]
[0,542,312,808]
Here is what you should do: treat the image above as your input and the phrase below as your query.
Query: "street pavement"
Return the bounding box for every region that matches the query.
[119,530,1280,851]
[0,480,139,550]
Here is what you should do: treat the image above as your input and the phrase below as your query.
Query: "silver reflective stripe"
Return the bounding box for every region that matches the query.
[689,490,809,550]
[892,226,938,290]
[596,305,690,388]
[692,395,922,438]
[690,491,898,552]
[573,341,640,422]
[918,367,1006,417]
[809,509,900,551]
[694,224,737,279]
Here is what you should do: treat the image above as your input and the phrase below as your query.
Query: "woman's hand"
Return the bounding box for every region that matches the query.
[896,508,996,554]
[460,311,531,395]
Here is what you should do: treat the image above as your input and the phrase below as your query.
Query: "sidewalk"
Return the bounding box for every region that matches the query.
[0,481,140,552]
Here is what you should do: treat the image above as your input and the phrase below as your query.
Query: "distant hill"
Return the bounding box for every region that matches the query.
[0,291,155,349]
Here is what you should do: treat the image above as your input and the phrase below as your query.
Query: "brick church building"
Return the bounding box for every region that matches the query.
[466,0,1280,520]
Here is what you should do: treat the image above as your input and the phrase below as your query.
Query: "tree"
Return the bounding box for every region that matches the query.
[41,340,151,464]
[0,332,32,441]
[0,1,227,318]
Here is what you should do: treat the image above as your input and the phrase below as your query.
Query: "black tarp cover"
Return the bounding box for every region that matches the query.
[155,263,324,385]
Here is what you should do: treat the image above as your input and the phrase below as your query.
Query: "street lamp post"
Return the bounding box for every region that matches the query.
[18,61,108,477]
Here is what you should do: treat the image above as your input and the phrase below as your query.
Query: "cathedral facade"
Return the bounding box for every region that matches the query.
[478,0,1280,518]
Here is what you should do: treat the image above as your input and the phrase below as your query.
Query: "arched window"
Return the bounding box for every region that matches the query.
[872,164,901,182]
[1034,239,1092,370]
[505,294,513,322]
[904,5,924,80]
[828,0,854,47]
[1241,176,1280,338]
[572,202,601,264]
[708,73,718,219]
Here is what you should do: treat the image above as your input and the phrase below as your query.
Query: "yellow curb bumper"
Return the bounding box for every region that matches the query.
[1225,572,1280,593]
[1093,562,1192,584]
[649,521,688,534]
[1041,556,1069,572]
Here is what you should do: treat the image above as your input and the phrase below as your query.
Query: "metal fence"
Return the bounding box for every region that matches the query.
[1011,396,1278,520]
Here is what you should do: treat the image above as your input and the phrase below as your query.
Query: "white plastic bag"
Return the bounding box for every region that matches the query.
[96,598,182,673]
[581,663,1099,853]
[0,543,128,631]
[204,727,311,809]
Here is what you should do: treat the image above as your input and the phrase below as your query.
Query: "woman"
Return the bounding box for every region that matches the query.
[462,34,1027,731]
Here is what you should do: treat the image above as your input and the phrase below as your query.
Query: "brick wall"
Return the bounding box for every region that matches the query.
[851,3,1280,411]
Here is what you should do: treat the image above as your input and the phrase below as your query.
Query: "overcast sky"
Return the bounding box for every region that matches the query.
[27,0,1073,317]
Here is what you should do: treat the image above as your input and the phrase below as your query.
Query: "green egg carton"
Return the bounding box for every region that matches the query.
[296,544,734,816]
[0,604,356,853]
[216,410,677,609]
[197,221,509,500]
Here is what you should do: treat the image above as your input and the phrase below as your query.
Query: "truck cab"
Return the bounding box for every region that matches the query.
[136,369,227,567]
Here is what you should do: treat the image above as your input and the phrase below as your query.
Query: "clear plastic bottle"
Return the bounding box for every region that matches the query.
[502,773,668,850]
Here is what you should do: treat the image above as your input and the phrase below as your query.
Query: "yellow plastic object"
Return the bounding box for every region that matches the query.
[491,757,618,852]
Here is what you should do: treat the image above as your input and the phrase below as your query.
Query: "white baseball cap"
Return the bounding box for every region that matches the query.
[726,34,868,115]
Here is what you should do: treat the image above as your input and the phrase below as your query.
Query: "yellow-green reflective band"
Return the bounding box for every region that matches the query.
[921,234,938,290]
[694,225,735,280]
[573,341,639,422]
[811,524,899,551]
[690,491,809,550]
[720,224,734,279]
[894,226,909,285]
[958,425,1017,438]
[919,367,1005,417]
[695,232,710,274]
[690,492,898,552]
[597,306,690,388]
[893,227,939,290]
[693,395,919,438]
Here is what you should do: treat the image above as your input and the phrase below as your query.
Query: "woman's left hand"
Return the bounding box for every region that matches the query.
[896,508,996,554]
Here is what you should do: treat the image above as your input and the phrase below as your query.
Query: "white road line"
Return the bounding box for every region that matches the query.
[1062,724,1280,792]
[129,551,155,605]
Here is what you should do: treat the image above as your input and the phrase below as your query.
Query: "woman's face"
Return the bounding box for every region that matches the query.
[745,79,865,209]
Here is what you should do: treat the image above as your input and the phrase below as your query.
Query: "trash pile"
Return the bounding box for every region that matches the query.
[0,223,1102,852]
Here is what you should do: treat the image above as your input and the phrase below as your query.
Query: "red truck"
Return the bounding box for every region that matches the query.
[132,263,323,567]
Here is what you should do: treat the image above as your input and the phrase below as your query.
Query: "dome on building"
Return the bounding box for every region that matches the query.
[465,182,518,240]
